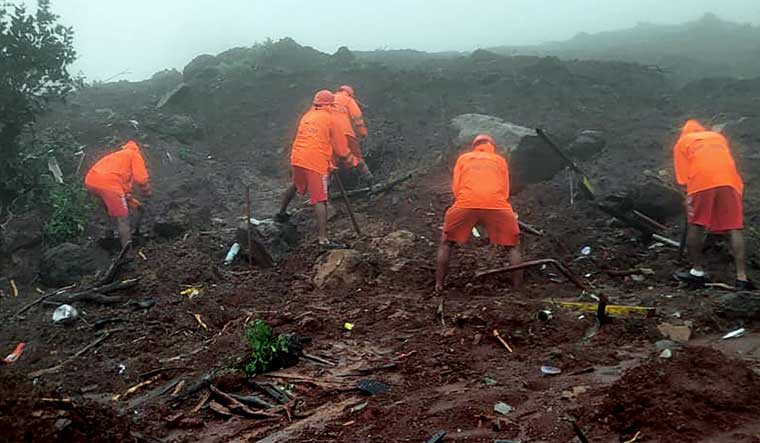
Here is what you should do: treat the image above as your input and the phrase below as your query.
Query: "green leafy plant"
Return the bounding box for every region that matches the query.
[243,319,290,377]
[0,0,77,209]
[44,182,94,245]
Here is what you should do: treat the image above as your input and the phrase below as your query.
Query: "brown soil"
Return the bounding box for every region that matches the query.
[2,43,760,442]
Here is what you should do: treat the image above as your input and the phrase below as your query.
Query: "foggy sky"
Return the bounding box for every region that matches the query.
[31,0,760,81]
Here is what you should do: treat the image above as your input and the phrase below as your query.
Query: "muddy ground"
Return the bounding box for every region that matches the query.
[2,43,760,442]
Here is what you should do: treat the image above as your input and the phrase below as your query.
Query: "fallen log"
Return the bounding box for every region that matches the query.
[13,284,76,318]
[474,258,590,290]
[209,385,280,418]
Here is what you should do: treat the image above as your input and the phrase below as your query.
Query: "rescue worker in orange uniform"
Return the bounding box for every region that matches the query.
[84,140,151,250]
[435,134,522,292]
[276,90,355,249]
[333,85,373,182]
[672,119,754,290]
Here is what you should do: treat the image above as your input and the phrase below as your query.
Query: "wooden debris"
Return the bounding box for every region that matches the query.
[28,328,124,378]
[171,380,185,397]
[193,313,208,330]
[113,375,161,401]
[14,284,76,318]
[209,385,281,418]
[301,352,337,367]
[492,329,514,353]
[209,400,234,417]
[190,391,210,413]
[10,279,18,297]
[95,243,131,287]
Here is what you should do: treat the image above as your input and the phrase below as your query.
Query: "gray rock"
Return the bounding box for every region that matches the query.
[451,114,536,151]
[40,243,101,287]
[715,292,760,322]
[0,212,44,254]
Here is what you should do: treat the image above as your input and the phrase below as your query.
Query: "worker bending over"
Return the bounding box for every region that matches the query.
[276,90,355,249]
[85,140,151,250]
[672,119,754,290]
[333,85,373,182]
[435,134,522,292]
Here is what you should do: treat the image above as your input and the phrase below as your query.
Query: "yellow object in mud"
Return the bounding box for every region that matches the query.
[545,299,655,317]
[344,322,354,331]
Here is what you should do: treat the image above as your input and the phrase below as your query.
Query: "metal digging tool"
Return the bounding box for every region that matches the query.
[333,173,362,237]
[536,128,597,200]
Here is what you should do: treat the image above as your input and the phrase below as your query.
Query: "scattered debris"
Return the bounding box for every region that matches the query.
[476,258,590,290]
[541,365,562,376]
[112,376,161,401]
[721,328,747,340]
[10,279,18,297]
[492,329,514,353]
[657,322,692,343]
[180,286,203,299]
[548,299,655,317]
[52,304,78,324]
[536,310,553,322]
[426,430,447,443]
[623,431,643,443]
[343,322,354,331]
[561,386,589,401]
[660,349,673,359]
[356,380,390,396]
[29,328,124,378]
[580,246,592,256]
[224,242,241,265]
[493,402,514,415]
[349,402,368,414]
[193,313,208,330]
[3,343,25,363]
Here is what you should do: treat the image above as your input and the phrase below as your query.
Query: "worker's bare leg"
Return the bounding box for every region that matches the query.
[435,236,454,292]
[508,244,523,288]
[116,216,131,250]
[687,224,705,273]
[314,201,329,244]
[730,229,748,281]
[279,184,297,214]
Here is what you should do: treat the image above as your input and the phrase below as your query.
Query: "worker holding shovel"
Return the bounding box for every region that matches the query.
[435,134,522,292]
[672,119,754,290]
[276,90,356,249]
[85,139,152,252]
[333,85,373,183]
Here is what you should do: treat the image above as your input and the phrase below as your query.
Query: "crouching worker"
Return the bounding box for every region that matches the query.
[435,134,522,292]
[84,139,151,250]
[333,85,373,182]
[276,90,355,249]
[672,119,754,290]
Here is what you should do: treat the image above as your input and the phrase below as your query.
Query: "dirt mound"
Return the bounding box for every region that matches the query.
[0,371,135,443]
[587,346,760,441]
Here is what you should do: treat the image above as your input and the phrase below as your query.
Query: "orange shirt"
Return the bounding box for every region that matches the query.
[673,120,743,196]
[290,107,349,175]
[334,91,367,138]
[85,140,149,194]
[452,142,512,210]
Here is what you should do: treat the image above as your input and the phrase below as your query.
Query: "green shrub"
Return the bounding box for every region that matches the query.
[44,182,94,245]
[243,319,290,377]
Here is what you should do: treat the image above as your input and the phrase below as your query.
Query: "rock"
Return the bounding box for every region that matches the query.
[313,250,372,289]
[152,114,202,142]
[372,230,416,259]
[0,212,44,254]
[629,180,684,221]
[657,322,692,343]
[236,220,299,263]
[451,114,536,151]
[40,243,101,287]
[715,291,760,322]
[567,130,606,160]
[156,83,191,109]
[654,339,683,352]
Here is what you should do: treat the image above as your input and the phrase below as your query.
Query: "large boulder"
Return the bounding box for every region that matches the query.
[451,114,535,151]
[312,250,373,289]
[451,114,605,193]
[235,220,299,264]
[0,212,44,254]
[40,243,102,287]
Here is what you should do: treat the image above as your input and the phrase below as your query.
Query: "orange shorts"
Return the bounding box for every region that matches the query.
[292,166,328,204]
[87,186,128,217]
[687,186,743,233]
[443,207,520,246]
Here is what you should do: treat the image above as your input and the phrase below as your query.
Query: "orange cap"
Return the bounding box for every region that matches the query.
[337,85,355,97]
[313,90,335,106]
[472,134,495,149]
